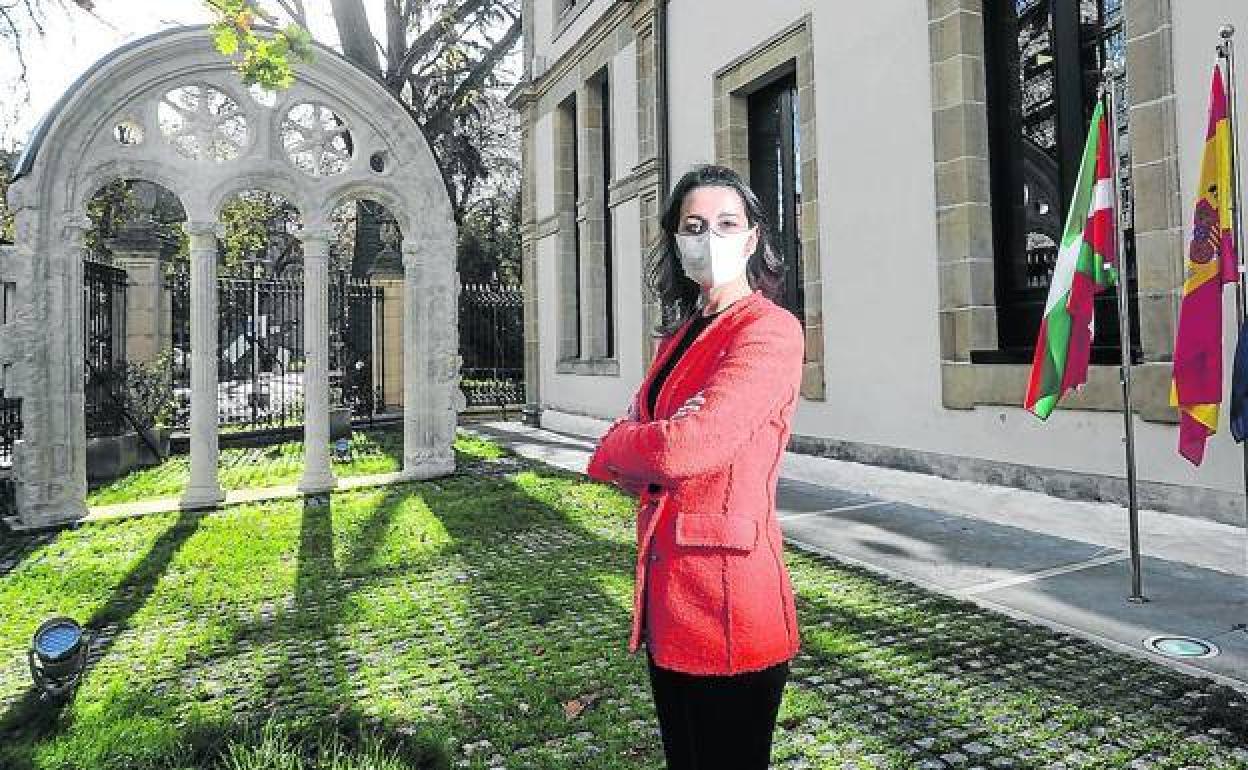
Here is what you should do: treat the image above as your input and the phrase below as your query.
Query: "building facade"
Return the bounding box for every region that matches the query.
[508,0,1248,525]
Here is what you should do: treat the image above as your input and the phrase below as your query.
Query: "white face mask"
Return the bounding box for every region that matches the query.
[675,227,755,288]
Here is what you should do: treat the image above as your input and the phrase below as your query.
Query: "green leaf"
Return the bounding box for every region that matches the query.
[212,24,239,56]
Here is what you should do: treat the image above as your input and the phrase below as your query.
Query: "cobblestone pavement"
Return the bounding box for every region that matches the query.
[0,448,1244,769]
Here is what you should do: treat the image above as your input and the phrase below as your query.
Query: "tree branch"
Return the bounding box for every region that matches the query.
[395,0,491,84]
[421,16,520,136]
[329,0,381,72]
[272,0,308,26]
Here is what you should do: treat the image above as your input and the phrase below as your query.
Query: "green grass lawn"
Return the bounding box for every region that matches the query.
[86,429,407,507]
[2,429,1245,769]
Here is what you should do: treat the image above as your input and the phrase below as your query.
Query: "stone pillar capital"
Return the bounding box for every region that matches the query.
[401,242,424,268]
[185,221,222,252]
[61,214,91,241]
[299,229,332,259]
[184,220,219,237]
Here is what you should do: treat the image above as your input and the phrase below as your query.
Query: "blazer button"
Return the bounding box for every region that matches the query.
[649,552,659,563]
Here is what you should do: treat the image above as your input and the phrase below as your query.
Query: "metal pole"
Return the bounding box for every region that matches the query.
[1219,25,1248,606]
[1103,63,1147,602]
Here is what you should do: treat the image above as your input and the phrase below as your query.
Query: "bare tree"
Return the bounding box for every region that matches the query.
[0,0,97,89]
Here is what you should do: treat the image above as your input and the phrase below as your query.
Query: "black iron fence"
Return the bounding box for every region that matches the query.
[167,266,384,433]
[459,281,524,407]
[0,390,19,467]
[84,258,129,438]
[217,269,306,431]
[330,272,384,418]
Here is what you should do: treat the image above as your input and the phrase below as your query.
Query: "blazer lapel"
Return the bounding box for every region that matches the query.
[645,290,763,422]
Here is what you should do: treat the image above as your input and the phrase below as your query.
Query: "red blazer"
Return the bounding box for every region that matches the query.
[586,288,805,675]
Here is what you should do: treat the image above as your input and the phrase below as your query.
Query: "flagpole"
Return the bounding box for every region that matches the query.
[1103,62,1147,603]
[1218,24,1248,606]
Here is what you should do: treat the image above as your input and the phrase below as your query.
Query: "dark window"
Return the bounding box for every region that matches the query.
[601,72,615,359]
[562,93,581,358]
[747,71,805,324]
[979,0,1139,364]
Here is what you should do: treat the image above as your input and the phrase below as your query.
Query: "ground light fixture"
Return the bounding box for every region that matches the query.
[1144,635,1220,659]
[28,617,90,702]
[334,437,352,462]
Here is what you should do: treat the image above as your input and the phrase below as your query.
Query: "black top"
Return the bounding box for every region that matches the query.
[646,305,724,418]
[641,306,724,495]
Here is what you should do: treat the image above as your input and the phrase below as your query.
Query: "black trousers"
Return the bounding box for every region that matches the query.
[645,647,789,770]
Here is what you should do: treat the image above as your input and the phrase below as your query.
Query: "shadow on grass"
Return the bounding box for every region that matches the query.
[786,555,1248,766]
[0,434,648,769]
[219,451,646,767]
[0,509,206,763]
[8,431,1247,769]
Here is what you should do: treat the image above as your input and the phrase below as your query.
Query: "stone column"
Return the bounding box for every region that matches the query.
[401,244,429,477]
[298,229,336,493]
[400,237,460,480]
[631,0,664,366]
[14,215,92,527]
[516,96,543,427]
[180,222,224,509]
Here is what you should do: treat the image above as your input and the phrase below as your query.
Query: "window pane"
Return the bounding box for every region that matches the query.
[983,0,1138,362]
[748,72,804,322]
[1017,2,1060,295]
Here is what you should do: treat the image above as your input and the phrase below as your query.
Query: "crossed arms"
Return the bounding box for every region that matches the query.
[586,313,804,490]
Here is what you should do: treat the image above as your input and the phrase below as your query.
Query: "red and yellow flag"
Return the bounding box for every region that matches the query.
[1171,64,1240,465]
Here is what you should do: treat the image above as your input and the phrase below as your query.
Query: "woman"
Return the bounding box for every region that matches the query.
[586,164,806,769]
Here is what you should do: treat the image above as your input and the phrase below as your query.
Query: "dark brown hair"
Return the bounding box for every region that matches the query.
[644,164,787,336]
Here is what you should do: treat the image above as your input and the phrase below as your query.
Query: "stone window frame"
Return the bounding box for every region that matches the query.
[712,15,826,401]
[555,66,620,377]
[554,0,593,43]
[929,0,1180,423]
[553,91,582,366]
[521,2,635,380]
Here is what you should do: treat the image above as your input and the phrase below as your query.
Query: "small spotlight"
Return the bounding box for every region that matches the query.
[333,437,352,463]
[28,617,90,702]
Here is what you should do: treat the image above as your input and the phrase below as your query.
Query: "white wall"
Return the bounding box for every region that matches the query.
[534,0,617,73]
[535,112,555,219]
[536,233,559,407]
[658,0,1248,500]
[612,41,639,175]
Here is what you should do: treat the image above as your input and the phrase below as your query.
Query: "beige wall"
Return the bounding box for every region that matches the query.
[518,0,1248,519]
[659,0,1248,508]
[1169,1,1248,496]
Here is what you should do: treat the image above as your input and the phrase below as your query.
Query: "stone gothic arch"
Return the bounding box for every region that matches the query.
[4,26,462,528]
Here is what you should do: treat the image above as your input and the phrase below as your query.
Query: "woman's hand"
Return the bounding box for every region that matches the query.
[671,390,705,419]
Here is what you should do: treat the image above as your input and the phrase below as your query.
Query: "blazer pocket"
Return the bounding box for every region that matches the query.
[674,512,758,552]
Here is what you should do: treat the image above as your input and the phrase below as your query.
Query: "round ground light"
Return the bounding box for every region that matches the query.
[1144,635,1220,659]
